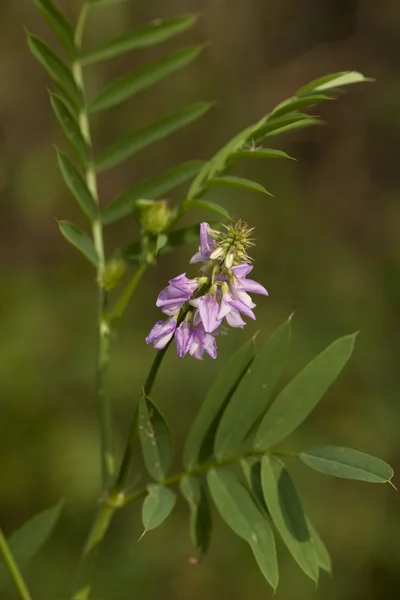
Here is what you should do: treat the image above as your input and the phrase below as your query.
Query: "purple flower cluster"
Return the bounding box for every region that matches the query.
[146,221,268,360]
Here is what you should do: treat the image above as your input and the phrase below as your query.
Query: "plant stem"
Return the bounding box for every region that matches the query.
[110,262,147,323]
[0,528,33,600]
[73,2,114,490]
[123,449,298,504]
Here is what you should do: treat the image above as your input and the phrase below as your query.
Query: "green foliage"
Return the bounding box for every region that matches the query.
[141,485,176,532]
[27,34,82,108]
[179,476,212,559]
[183,338,255,469]
[184,199,231,220]
[81,14,198,65]
[89,45,204,113]
[95,102,213,172]
[34,0,75,56]
[214,318,291,459]
[51,94,90,164]
[255,333,356,450]
[56,150,98,221]
[0,502,63,590]
[138,396,172,482]
[58,220,98,266]
[207,468,278,589]
[230,148,295,161]
[102,161,204,225]
[299,446,394,484]
[206,175,272,196]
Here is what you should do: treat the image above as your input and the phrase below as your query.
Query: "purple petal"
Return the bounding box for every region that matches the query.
[225,308,246,328]
[156,285,188,307]
[217,293,232,319]
[198,295,222,333]
[189,251,203,264]
[146,318,176,349]
[175,322,194,358]
[160,301,186,316]
[232,264,253,279]
[189,334,204,360]
[230,285,256,309]
[202,333,217,359]
[169,273,198,295]
[228,298,256,320]
[240,278,268,296]
[199,222,213,256]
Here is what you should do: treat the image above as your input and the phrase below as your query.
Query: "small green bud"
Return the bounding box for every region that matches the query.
[99,258,127,291]
[135,199,171,234]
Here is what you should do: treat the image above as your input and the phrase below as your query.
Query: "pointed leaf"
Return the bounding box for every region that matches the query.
[180,476,212,558]
[231,148,295,161]
[261,456,318,581]
[81,14,198,65]
[184,338,255,469]
[89,45,203,113]
[51,94,90,164]
[308,521,331,574]
[96,102,212,172]
[0,502,63,589]
[215,318,292,459]
[207,468,278,589]
[141,485,176,531]
[256,116,321,140]
[138,396,172,481]
[299,446,394,484]
[102,160,204,225]
[241,457,268,514]
[34,0,75,56]
[27,34,81,108]
[58,220,98,266]
[255,333,356,450]
[207,176,271,196]
[269,94,333,119]
[57,151,98,221]
[185,199,231,219]
[297,71,370,96]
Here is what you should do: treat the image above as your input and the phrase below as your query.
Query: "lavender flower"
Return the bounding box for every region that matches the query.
[146,220,268,359]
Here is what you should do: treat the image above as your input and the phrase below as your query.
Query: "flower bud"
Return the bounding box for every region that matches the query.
[135,199,171,234]
[99,258,127,291]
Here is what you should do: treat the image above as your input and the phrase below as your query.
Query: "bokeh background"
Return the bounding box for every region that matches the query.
[1,0,399,598]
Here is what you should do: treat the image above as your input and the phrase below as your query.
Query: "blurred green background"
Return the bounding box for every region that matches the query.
[1,0,399,598]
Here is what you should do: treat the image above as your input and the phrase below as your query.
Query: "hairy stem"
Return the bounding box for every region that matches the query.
[73,2,114,490]
[0,528,33,600]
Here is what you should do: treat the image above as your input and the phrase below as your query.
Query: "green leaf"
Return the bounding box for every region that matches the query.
[261,456,318,581]
[102,160,204,225]
[50,94,90,164]
[308,521,331,574]
[241,457,268,514]
[58,220,98,266]
[299,446,394,484]
[96,102,212,172]
[141,485,176,532]
[138,396,172,481]
[215,318,292,459]
[57,150,98,221]
[256,115,321,140]
[207,468,278,589]
[231,148,295,161]
[183,338,255,469]
[255,333,356,450]
[34,0,75,56]
[179,476,212,559]
[0,502,63,589]
[81,14,198,65]
[269,94,333,119]
[297,71,371,96]
[26,34,81,108]
[207,176,271,196]
[89,45,203,113]
[185,199,231,219]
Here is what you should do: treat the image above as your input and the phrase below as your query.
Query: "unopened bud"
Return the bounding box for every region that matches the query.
[135,199,171,234]
[99,258,127,291]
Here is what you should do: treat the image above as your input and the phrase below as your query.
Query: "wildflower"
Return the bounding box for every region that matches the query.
[146,220,268,359]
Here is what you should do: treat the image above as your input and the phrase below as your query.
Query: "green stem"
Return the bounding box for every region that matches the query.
[0,529,33,600]
[110,262,147,322]
[72,2,114,490]
[123,449,298,505]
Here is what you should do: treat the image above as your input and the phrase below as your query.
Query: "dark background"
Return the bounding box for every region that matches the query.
[1,1,399,598]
